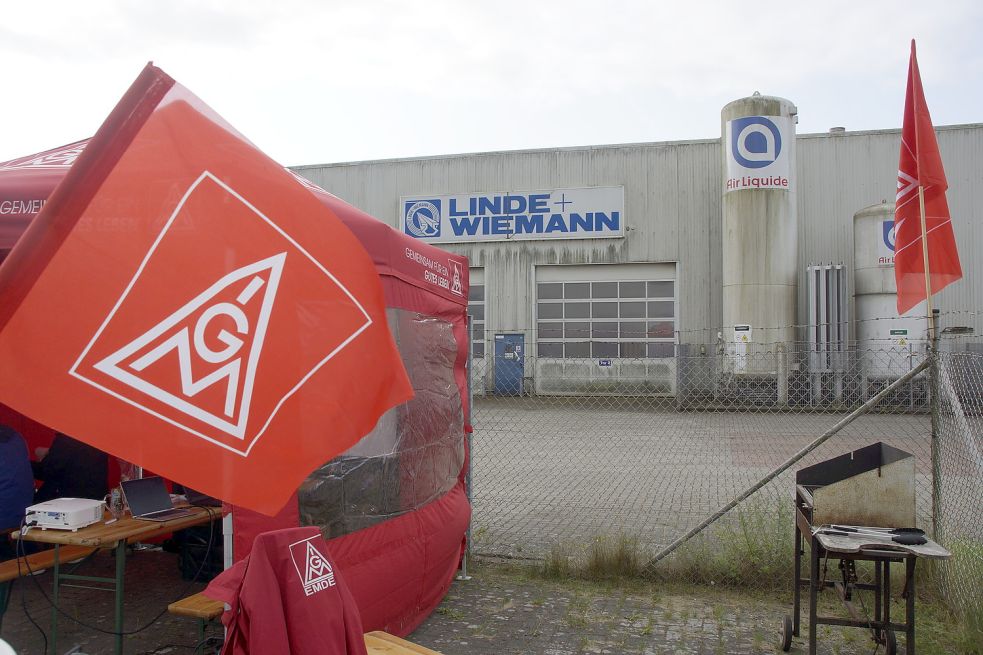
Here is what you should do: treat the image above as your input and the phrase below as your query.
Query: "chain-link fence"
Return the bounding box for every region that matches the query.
[933,349,983,631]
[467,333,981,623]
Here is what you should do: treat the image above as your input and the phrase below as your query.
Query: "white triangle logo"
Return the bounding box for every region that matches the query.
[92,253,286,440]
[304,540,333,584]
[896,169,918,202]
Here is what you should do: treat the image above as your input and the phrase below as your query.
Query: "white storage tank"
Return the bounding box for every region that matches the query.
[853,202,928,380]
[721,93,798,376]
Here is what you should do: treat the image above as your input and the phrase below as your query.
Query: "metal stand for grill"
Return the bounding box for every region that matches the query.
[781,444,951,654]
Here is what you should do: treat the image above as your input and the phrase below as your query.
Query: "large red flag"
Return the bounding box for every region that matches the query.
[0,64,413,515]
[894,39,963,315]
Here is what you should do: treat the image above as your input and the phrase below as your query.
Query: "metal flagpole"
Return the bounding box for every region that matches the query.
[920,183,944,540]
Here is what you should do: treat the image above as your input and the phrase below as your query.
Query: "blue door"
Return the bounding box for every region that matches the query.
[494,334,524,396]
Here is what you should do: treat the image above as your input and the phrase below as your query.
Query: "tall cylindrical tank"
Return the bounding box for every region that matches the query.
[721,94,798,375]
[853,202,928,380]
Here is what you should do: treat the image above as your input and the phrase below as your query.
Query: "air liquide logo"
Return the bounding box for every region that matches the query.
[883,221,896,251]
[724,115,793,193]
[730,116,782,168]
[289,536,336,596]
[879,219,896,265]
[71,172,372,456]
[404,200,442,238]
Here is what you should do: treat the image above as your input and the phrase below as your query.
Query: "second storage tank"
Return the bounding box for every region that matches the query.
[853,202,928,380]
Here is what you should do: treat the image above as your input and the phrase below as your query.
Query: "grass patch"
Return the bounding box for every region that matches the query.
[930,538,983,653]
[649,500,794,588]
[542,542,574,580]
[517,502,982,653]
[586,534,641,580]
[542,534,642,581]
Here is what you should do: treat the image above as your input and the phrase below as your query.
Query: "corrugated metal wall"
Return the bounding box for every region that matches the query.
[293,124,981,343]
[796,125,982,340]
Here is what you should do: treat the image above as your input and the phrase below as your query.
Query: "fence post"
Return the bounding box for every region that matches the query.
[777,342,788,405]
[458,314,474,581]
[930,309,941,540]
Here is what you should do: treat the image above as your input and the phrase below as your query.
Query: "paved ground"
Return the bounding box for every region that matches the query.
[1,551,962,654]
[471,400,934,559]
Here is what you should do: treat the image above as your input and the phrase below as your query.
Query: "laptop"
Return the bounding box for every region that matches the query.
[121,477,196,522]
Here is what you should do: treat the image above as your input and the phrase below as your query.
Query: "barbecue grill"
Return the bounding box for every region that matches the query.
[783,442,951,654]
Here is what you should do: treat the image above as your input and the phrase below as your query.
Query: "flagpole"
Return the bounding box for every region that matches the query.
[918,185,935,343]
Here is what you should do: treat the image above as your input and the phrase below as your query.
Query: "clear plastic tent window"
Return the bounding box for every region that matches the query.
[298,309,465,538]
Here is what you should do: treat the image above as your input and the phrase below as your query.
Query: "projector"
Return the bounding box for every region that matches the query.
[26,498,105,531]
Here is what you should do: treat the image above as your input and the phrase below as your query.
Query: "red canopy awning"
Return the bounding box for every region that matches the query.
[0,139,468,307]
[0,140,88,258]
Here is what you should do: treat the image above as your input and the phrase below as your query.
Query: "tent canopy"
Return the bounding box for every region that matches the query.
[0,139,469,307]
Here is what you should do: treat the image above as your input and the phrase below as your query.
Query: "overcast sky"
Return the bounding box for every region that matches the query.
[2,1,981,167]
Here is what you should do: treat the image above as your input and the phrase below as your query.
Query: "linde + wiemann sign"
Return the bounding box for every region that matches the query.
[400,186,624,244]
[724,115,794,193]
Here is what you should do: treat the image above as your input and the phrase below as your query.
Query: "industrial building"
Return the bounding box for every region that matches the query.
[293,95,982,398]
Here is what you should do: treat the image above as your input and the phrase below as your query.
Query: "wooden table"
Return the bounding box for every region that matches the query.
[16,506,217,655]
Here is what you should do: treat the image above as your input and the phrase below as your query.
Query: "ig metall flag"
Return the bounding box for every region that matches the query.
[894,40,963,316]
[0,64,412,515]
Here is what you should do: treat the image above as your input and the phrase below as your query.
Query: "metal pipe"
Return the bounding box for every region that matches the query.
[930,310,941,541]
[458,314,474,581]
[641,357,931,574]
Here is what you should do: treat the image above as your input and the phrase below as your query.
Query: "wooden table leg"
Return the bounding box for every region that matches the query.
[114,540,126,655]
[50,544,60,655]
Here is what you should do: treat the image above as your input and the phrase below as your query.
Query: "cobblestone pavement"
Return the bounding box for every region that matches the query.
[3,551,955,655]
[412,564,904,655]
[1,548,224,655]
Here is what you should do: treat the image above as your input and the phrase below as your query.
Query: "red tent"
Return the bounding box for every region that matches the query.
[0,141,472,636]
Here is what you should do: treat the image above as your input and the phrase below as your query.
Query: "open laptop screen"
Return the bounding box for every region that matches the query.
[121,477,174,517]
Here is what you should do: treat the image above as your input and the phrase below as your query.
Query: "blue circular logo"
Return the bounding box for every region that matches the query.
[404,201,441,238]
[730,116,782,169]
[883,220,897,252]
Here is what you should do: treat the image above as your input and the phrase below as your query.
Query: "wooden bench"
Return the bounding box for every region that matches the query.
[167,591,223,620]
[0,543,98,630]
[0,544,98,583]
[364,630,443,654]
[168,595,443,653]
[167,592,223,642]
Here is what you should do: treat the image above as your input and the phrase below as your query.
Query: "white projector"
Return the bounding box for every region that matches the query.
[26,498,105,531]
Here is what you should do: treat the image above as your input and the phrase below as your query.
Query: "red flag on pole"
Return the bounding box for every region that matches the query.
[894,39,963,316]
[0,64,413,515]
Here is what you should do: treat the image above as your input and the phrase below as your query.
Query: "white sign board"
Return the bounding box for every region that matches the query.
[733,324,752,374]
[724,116,794,193]
[399,186,624,244]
